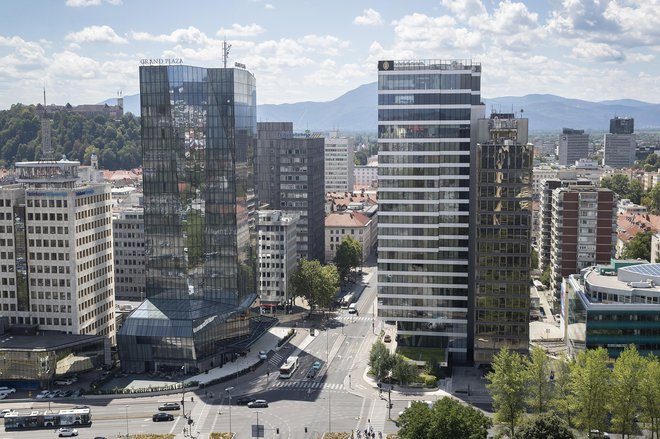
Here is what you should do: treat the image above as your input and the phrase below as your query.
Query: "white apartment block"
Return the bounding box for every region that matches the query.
[0,161,116,344]
[257,210,298,307]
[354,164,378,189]
[325,134,355,193]
[325,211,374,263]
[113,207,145,301]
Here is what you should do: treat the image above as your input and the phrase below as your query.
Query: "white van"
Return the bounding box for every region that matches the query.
[348,303,357,314]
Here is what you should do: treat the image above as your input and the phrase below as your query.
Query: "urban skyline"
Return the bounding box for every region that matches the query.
[2,1,660,110]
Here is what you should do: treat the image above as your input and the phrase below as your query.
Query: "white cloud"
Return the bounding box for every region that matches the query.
[48,51,100,79]
[130,27,211,45]
[299,34,350,56]
[0,36,46,61]
[265,3,274,9]
[65,0,121,6]
[392,13,481,51]
[216,24,265,38]
[440,0,487,22]
[66,25,128,44]
[570,41,625,62]
[353,9,383,26]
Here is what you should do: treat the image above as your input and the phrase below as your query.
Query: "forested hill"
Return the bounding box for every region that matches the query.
[0,104,141,170]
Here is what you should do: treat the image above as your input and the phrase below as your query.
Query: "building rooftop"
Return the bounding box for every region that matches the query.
[0,332,104,351]
[325,211,370,227]
[617,213,660,243]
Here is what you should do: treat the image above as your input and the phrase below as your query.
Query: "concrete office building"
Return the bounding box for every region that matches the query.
[112,207,145,301]
[549,185,617,293]
[257,210,298,309]
[325,133,355,193]
[118,64,259,373]
[0,160,115,344]
[256,122,325,262]
[377,59,484,364]
[604,117,636,168]
[558,128,589,166]
[473,113,532,363]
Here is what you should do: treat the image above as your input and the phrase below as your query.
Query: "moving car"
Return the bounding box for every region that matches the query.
[55,378,74,386]
[158,402,181,411]
[0,386,16,394]
[36,390,53,399]
[235,396,255,405]
[247,399,269,408]
[57,427,79,437]
[152,412,174,422]
[307,368,317,379]
[258,350,268,360]
[383,334,392,343]
[312,361,321,370]
[1,409,15,417]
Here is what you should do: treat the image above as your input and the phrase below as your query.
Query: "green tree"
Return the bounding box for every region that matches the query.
[621,230,653,261]
[427,397,492,439]
[627,179,644,205]
[515,414,576,439]
[526,345,552,414]
[549,354,576,428]
[639,355,660,439]
[390,354,416,385]
[486,347,528,438]
[570,347,611,436]
[531,248,539,270]
[335,236,363,283]
[368,340,393,381]
[540,268,552,287]
[643,183,660,214]
[397,400,432,439]
[601,174,632,199]
[288,259,339,313]
[610,346,644,439]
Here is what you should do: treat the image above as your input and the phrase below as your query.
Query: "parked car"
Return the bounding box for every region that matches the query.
[312,361,321,370]
[0,386,16,394]
[62,390,73,397]
[235,396,255,406]
[55,378,74,386]
[307,368,317,379]
[383,334,392,343]
[258,350,268,360]
[57,427,79,437]
[0,393,7,400]
[152,412,174,422]
[36,390,53,399]
[247,399,268,408]
[158,402,181,411]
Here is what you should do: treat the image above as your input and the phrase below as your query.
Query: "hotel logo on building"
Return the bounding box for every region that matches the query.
[140,58,184,66]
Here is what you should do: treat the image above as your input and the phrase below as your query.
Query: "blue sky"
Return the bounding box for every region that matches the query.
[1,0,660,109]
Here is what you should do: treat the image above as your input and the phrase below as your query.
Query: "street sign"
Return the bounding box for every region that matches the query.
[252,424,264,437]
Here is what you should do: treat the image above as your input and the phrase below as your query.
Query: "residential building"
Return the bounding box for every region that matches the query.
[325,211,374,263]
[549,185,617,293]
[256,122,325,262]
[473,113,532,363]
[354,164,378,189]
[325,133,355,193]
[616,212,660,257]
[558,128,589,166]
[257,210,298,310]
[118,64,259,373]
[377,59,484,364]
[112,207,145,301]
[564,261,660,359]
[0,160,115,344]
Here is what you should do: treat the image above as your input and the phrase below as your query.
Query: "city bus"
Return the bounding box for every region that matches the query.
[4,407,91,430]
[340,294,354,309]
[279,355,299,379]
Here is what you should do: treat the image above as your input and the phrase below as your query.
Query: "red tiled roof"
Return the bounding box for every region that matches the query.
[325,212,370,227]
[617,213,660,243]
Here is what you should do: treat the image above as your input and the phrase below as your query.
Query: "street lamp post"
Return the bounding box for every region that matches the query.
[327,328,332,433]
[225,386,233,437]
[125,405,129,438]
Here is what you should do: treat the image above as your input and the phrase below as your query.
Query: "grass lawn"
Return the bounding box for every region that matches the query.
[396,346,445,363]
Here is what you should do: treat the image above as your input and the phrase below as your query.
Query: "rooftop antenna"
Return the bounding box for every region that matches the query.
[222,38,232,68]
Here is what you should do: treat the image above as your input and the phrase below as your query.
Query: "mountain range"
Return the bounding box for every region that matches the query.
[106,82,660,132]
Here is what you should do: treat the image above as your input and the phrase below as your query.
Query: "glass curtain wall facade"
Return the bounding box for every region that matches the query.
[474,114,532,364]
[118,65,258,373]
[377,60,484,363]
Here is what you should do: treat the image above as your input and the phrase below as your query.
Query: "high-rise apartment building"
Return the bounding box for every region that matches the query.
[558,128,589,166]
[549,185,617,293]
[604,117,635,168]
[256,122,325,262]
[377,59,484,364]
[473,113,532,363]
[112,207,145,301]
[324,133,355,193]
[257,210,298,308]
[118,64,258,373]
[0,160,115,343]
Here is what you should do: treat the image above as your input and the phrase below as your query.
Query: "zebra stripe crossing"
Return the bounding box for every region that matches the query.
[271,380,345,391]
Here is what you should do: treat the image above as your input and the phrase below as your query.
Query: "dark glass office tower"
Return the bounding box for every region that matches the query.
[473,113,532,363]
[377,60,484,364]
[118,65,258,373]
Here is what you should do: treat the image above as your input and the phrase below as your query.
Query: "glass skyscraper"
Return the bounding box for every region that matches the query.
[118,65,258,373]
[377,60,484,364]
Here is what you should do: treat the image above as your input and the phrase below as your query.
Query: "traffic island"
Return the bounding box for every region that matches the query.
[209,433,234,439]
[322,433,352,439]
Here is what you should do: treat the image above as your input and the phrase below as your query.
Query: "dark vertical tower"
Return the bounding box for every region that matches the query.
[118,64,258,373]
[473,113,532,363]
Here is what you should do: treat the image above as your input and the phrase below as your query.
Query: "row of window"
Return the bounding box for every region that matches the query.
[27,225,69,235]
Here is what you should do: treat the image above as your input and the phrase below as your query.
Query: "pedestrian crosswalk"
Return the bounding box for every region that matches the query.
[271,380,345,391]
[268,352,285,367]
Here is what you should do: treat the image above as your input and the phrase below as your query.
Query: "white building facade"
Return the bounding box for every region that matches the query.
[325,134,355,193]
[112,207,145,301]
